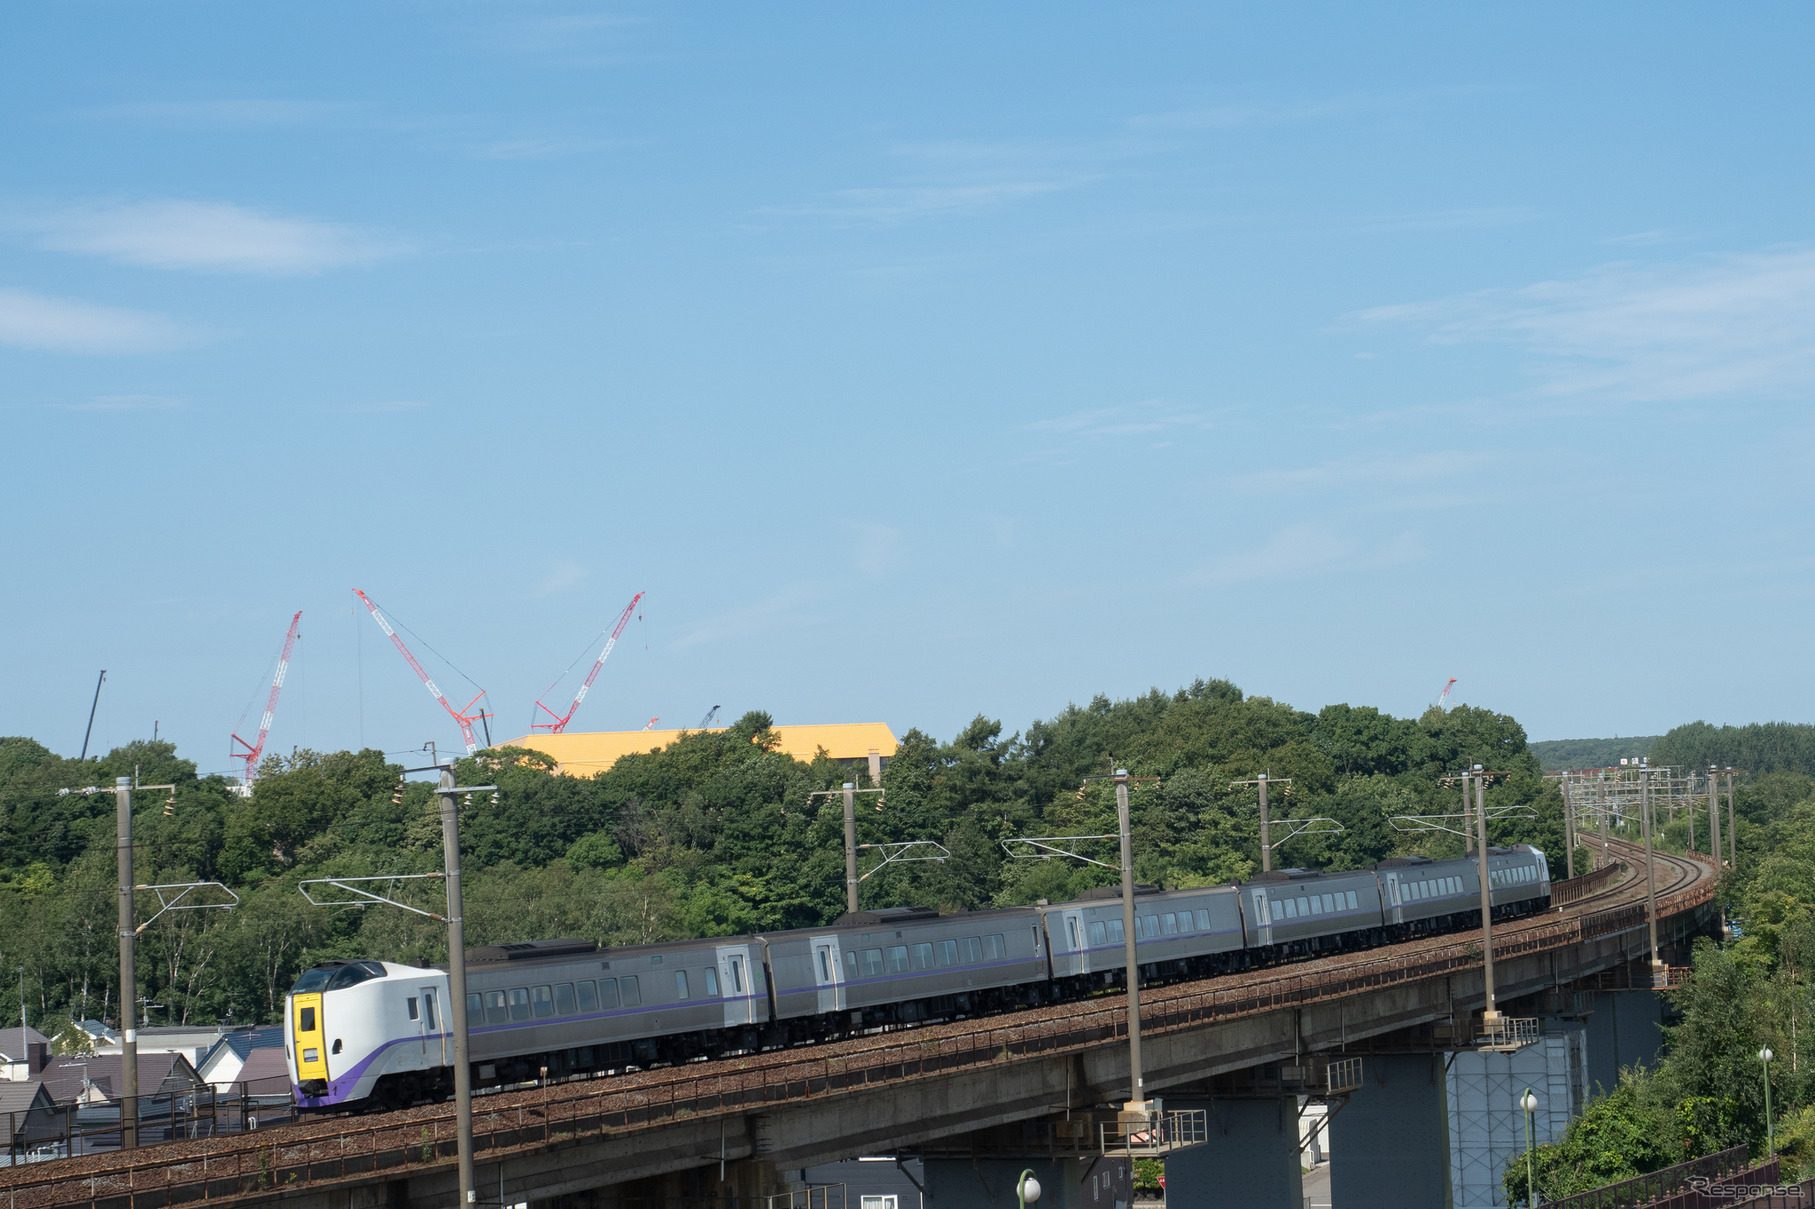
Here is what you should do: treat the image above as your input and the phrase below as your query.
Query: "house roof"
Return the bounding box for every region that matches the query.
[198,1025,286,1074]
[39,1053,202,1104]
[503,722,899,777]
[0,1025,51,1059]
[0,1079,53,1116]
[232,1047,291,1091]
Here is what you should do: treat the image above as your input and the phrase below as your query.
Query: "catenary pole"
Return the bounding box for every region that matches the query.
[1474,769,1499,1029]
[1115,770,1145,1112]
[1725,769,1738,868]
[843,782,859,914]
[114,776,137,1149]
[1257,774,1271,873]
[1641,766,1661,979]
[438,765,476,1206]
[1708,767,1722,868]
[1562,772,1576,880]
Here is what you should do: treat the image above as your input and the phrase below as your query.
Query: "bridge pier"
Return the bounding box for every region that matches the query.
[1327,1054,1450,1209]
[544,1157,793,1209]
[1162,1096,1303,1209]
[922,1155,1132,1209]
[1583,990,1665,1094]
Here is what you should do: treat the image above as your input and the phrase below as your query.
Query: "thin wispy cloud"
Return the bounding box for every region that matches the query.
[1192,524,1427,586]
[533,561,587,598]
[1024,401,1218,441]
[0,287,198,354]
[672,584,824,650]
[87,99,352,128]
[18,200,402,275]
[1355,246,1815,401]
[1129,96,1384,132]
[65,394,185,411]
[770,138,1111,226]
[1228,450,1484,493]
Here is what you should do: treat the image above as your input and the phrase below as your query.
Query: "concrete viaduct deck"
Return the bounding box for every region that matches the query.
[1,843,1719,1209]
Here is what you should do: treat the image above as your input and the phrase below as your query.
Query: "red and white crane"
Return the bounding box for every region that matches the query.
[532,591,645,733]
[1436,677,1458,710]
[354,589,487,754]
[231,610,302,786]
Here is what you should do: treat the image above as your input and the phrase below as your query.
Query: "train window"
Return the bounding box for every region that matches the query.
[1347,891,1358,910]
[887,945,910,973]
[984,935,1005,959]
[705,967,719,996]
[1089,921,1107,947]
[861,949,884,976]
[508,988,531,1021]
[913,942,934,969]
[569,982,590,1012]
[1106,919,1125,943]
[1067,919,1080,950]
[1195,909,1211,930]
[1143,915,1162,938]
[620,976,640,1007]
[845,951,858,979]
[423,993,437,1029]
[730,958,745,993]
[817,949,832,982]
[532,986,554,1018]
[959,937,982,963]
[407,997,419,1020]
[485,991,508,1025]
[1321,894,1333,913]
[1300,897,1314,917]
[466,993,481,1020]
[937,939,958,967]
[675,971,690,999]
[1160,914,1177,935]
[598,979,620,1009]
[298,1006,315,1032]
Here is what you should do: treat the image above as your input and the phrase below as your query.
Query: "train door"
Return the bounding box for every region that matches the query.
[1061,909,1087,974]
[1382,873,1402,924]
[293,992,327,1084]
[810,935,845,1013]
[420,986,444,1065]
[1249,890,1271,946]
[715,945,757,1027]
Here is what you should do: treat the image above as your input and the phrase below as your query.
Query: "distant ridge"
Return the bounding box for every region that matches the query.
[1530,736,1660,771]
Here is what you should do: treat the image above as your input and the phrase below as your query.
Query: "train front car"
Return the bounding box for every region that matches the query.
[286,959,451,1113]
[1485,844,1551,915]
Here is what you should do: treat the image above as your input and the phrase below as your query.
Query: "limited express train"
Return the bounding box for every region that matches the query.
[285,844,1550,1111]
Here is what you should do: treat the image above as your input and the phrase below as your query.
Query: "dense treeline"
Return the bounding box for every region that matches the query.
[1652,721,1815,778]
[1530,736,1659,771]
[0,680,1561,1039]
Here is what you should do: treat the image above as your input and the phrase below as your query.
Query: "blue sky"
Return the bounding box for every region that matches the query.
[4,4,1812,772]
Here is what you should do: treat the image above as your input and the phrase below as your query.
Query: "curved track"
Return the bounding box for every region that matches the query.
[0,844,1719,1205]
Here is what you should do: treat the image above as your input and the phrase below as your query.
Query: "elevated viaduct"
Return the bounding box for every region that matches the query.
[0,842,1718,1209]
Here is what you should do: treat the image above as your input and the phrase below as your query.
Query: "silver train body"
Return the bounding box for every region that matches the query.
[286,845,1549,1110]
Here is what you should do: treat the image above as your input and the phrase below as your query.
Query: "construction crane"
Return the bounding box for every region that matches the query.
[642,717,660,731]
[531,591,645,734]
[697,704,722,729]
[354,589,486,755]
[1436,677,1458,710]
[230,611,302,786]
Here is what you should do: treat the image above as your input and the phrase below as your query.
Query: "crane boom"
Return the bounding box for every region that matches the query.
[1436,677,1458,710]
[354,589,483,754]
[533,591,645,733]
[230,610,302,785]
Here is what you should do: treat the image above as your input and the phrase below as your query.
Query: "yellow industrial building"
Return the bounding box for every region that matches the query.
[502,722,899,778]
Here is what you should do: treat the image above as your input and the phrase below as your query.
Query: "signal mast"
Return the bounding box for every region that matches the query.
[230,610,302,787]
[354,589,487,754]
[532,591,645,734]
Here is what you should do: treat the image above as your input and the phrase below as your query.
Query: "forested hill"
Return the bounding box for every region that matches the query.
[1530,736,1659,771]
[0,679,1560,1033]
[1651,721,1815,776]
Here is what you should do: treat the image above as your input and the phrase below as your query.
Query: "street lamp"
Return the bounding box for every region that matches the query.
[1520,1088,1539,1206]
[1015,1169,1041,1209]
[1761,1047,1775,1155]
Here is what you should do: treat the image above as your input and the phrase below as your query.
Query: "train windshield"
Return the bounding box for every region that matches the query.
[292,961,385,994]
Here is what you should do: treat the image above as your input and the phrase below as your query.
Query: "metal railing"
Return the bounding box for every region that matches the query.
[1551,862,1625,907]
[1100,1109,1208,1157]
[4,1081,295,1166]
[1540,1145,1753,1209]
[0,847,1718,1207]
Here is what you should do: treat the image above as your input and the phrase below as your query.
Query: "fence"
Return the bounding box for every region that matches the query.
[0,850,1718,1208]
[4,1080,298,1167]
[1542,1145,1751,1209]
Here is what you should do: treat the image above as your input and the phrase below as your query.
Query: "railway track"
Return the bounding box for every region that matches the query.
[0,844,1718,1207]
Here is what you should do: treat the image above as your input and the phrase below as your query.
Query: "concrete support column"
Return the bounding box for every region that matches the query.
[1583,991,1665,1095]
[1328,1055,1450,1209]
[1163,1097,1303,1209]
[560,1159,796,1209]
[923,1156,1132,1209]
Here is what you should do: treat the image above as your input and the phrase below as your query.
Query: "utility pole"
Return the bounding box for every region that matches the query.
[1640,765,1662,983]
[1725,768,1738,869]
[1229,774,1292,872]
[844,782,859,914]
[1473,768,1501,1034]
[1114,770,1145,1117]
[1707,767,1723,868]
[114,776,137,1149]
[438,765,477,1208]
[1561,772,1576,880]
